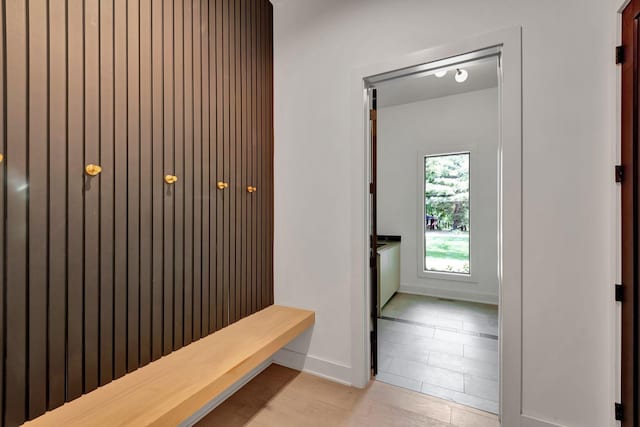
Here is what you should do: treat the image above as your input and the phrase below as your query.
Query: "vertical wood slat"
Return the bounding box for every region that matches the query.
[211,0,219,333]
[256,0,262,311]
[151,0,164,362]
[99,0,115,387]
[140,0,153,367]
[240,0,247,319]
[127,0,141,372]
[200,0,210,337]
[204,0,214,335]
[250,0,257,314]
[192,0,202,341]
[48,0,68,408]
[27,0,49,418]
[228,0,237,325]
[268,3,274,306]
[173,0,185,349]
[84,0,101,395]
[0,1,5,423]
[233,0,241,322]
[162,0,175,356]
[113,0,128,379]
[162,0,175,354]
[262,0,269,310]
[66,0,85,401]
[257,0,264,312]
[215,0,224,331]
[183,0,194,346]
[221,0,230,329]
[4,1,28,423]
[174,0,185,349]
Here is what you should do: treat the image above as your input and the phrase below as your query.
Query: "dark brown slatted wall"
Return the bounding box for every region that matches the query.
[0,0,273,424]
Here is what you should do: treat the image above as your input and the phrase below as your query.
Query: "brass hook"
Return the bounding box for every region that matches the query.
[217,181,229,190]
[85,164,102,176]
[247,186,257,193]
[165,175,178,184]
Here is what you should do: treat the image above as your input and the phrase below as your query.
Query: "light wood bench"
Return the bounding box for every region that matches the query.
[25,305,315,427]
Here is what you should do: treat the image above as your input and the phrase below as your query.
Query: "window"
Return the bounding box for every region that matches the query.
[423,152,470,274]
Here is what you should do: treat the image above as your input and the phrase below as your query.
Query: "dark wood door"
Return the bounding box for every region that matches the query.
[370,88,378,375]
[621,1,640,425]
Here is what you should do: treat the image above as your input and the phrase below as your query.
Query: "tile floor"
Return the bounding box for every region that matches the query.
[377,293,499,414]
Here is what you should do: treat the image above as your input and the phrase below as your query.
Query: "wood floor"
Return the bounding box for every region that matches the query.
[197,364,499,427]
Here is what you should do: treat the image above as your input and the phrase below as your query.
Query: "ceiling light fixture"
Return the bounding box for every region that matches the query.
[434,69,447,78]
[455,68,468,83]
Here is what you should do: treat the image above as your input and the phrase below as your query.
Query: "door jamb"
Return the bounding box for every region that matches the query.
[348,26,522,426]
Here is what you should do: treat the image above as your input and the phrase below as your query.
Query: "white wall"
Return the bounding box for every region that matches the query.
[377,88,500,304]
[272,1,617,426]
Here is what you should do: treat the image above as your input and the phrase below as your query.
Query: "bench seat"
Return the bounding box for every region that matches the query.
[25,305,315,427]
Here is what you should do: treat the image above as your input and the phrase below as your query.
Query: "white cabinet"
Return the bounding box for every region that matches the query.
[377,242,400,316]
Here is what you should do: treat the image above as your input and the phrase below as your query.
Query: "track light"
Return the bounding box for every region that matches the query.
[455,68,468,83]
[434,69,447,78]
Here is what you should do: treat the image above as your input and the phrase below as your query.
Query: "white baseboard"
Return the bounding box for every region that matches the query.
[272,347,353,386]
[179,359,273,427]
[521,414,567,427]
[399,284,498,305]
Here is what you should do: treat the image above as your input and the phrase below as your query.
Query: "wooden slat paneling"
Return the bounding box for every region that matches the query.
[240,0,248,319]
[84,0,101,394]
[140,0,153,367]
[66,0,85,401]
[127,0,141,372]
[228,0,237,325]
[222,0,230,329]
[192,0,203,341]
[257,0,264,311]
[27,0,49,417]
[174,0,185,350]
[233,0,241,322]
[162,0,175,356]
[250,0,258,314]
[215,0,224,332]
[1,1,274,423]
[48,0,68,407]
[0,1,5,423]
[200,0,211,338]
[99,0,116,387]
[268,3,274,305]
[183,0,194,346]
[5,2,28,424]
[113,0,129,380]
[151,0,165,362]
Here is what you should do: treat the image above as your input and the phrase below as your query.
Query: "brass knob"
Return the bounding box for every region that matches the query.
[85,164,102,176]
[247,186,257,193]
[0,153,3,163]
[217,181,229,190]
[165,175,178,184]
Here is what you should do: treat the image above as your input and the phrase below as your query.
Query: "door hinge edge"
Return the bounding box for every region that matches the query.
[615,283,624,302]
[616,45,625,64]
[616,165,624,183]
[615,402,624,421]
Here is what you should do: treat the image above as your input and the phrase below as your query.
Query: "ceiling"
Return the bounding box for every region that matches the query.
[376,58,499,108]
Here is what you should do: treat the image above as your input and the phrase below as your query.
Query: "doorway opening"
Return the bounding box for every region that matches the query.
[367,49,501,415]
